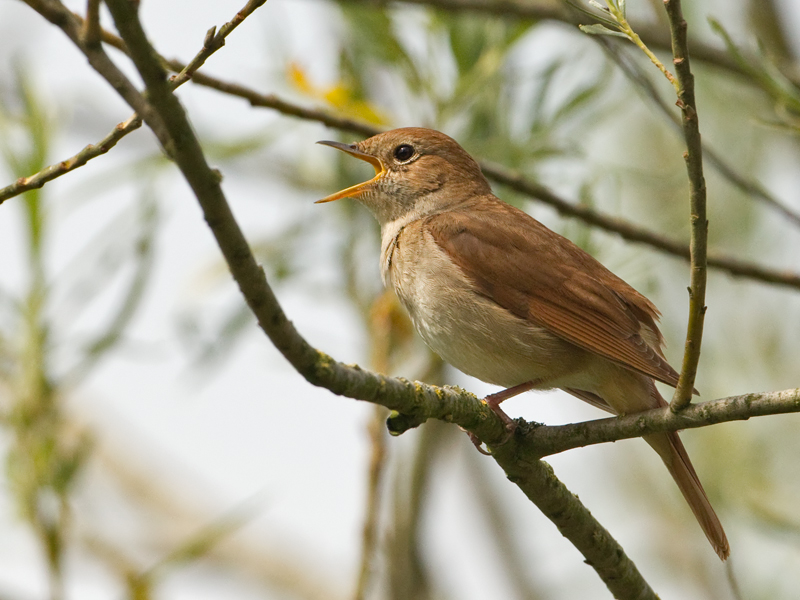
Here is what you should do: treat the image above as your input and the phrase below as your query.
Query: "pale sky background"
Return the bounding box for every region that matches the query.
[2,1,800,599]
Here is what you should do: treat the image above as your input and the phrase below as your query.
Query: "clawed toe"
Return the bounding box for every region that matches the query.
[465,429,493,455]
[463,409,517,455]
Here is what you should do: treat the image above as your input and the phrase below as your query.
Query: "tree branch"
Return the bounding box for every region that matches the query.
[519,388,800,459]
[0,114,143,204]
[489,448,659,600]
[169,0,268,88]
[663,0,708,411]
[81,0,102,47]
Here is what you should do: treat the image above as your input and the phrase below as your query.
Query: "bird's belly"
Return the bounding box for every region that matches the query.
[386,237,587,388]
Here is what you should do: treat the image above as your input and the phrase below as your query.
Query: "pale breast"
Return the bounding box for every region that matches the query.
[381,219,589,388]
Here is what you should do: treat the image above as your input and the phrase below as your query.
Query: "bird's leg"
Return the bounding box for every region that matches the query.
[485,380,541,425]
[467,380,542,454]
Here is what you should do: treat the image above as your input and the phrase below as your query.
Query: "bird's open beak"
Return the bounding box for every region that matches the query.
[316,140,385,203]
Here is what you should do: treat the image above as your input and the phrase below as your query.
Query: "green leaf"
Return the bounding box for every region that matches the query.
[579,23,629,38]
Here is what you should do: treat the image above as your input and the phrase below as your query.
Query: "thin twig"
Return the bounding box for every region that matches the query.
[170,0,268,88]
[602,0,678,90]
[661,0,708,411]
[179,69,381,137]
[0,114,142,204]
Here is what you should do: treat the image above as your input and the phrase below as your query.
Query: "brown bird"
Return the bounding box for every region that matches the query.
[317,127,729,560]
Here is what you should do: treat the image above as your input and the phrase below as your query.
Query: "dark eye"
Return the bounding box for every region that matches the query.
[393,144,415,162]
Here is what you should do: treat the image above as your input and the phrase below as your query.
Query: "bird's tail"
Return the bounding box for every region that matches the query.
[644,390,730,560]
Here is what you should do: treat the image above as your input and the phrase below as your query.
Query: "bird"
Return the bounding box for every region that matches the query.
[316,127,729,560]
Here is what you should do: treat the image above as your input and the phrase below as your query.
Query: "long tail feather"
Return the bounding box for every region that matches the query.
[645,389,730,560]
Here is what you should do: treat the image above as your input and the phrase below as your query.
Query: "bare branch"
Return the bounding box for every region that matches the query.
[170,0,268,87]
[0,114,142,204]
[522,388,800,458]
[663,0,708,410]
[178,68,381,137]
[489,448,659,600]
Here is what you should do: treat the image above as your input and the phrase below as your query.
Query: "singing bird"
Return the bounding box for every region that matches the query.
[317,127,729,560]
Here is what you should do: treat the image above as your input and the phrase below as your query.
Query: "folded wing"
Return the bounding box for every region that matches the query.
[426,196,682,388]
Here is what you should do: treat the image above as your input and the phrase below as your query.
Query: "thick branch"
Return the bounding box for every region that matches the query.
[664,0,708,411]
[490,450,658,600]
[82,0,102,47]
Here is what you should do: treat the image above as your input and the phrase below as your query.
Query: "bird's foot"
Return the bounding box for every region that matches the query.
[464,392,519,454]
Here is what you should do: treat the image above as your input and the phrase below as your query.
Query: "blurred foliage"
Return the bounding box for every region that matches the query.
[1,69,89,600]
[711,18,800,133]
[2,1,800,599]
[0,69,241,600]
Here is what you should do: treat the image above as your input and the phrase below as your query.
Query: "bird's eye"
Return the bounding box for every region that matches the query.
[393,144,415,162]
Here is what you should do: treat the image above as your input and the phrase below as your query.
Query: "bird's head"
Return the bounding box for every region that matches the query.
[317,127,491,225]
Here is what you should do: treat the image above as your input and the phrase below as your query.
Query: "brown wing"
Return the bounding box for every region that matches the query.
[426,196,682,388]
